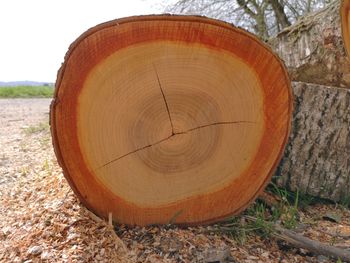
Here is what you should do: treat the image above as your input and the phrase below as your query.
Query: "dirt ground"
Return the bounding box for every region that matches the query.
[0,98,349,262]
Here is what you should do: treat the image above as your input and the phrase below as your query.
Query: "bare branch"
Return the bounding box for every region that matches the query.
[164,0,332,38]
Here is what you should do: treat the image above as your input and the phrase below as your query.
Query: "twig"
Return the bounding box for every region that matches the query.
[107,212,128,252]
[9,119,24,122]
[58,189,72,207]
[244,216,350,262]
[324,230,350,239]
[85,209,103,223]
[258,191,281,207]
[108,212,113,226]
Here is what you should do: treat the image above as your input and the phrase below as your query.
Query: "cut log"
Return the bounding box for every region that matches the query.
[269,0,350,88]
[50,15,292,226]
[276,82,350,202]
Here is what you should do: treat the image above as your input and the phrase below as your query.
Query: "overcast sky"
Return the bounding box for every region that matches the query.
[0,0,165,82]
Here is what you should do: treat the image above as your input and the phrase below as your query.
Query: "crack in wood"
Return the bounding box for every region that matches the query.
[96,121,256,171]
[98,135,173,169]
[153,65,175,135]
[174,121,255,135]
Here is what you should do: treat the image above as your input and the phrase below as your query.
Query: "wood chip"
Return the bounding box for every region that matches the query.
[1,99,349,262]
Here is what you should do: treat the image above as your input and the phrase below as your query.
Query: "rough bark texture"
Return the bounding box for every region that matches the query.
[276,82,350,202]
[269,0,350,88]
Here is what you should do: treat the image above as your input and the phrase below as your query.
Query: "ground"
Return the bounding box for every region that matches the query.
[0,98,349,262]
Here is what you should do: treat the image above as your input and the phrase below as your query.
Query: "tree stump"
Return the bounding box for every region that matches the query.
[50,15,292,226]
[269,0,350,202]
[269,0,350,88]
[276,82,350,202]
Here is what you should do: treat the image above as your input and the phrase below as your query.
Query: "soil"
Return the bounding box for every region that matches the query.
[0,98,349,262]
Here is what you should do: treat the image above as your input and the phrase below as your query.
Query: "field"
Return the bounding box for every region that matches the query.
[0,86,54,98]
[0,98,349,262]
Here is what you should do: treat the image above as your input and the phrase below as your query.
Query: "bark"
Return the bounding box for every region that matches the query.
[269,0,350,88]
[268,0,291,29]
[276,82,350,202]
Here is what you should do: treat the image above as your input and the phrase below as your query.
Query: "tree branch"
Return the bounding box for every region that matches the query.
[244,216,350,262]
[268,0,291,28]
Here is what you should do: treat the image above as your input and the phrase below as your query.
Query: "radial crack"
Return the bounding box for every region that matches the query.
[96,120,256,170]
[174,121,256,135]
[97,135,173,170]
[153,65,175,134]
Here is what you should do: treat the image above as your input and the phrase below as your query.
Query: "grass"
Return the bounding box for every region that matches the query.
[218,184,347,244]
[23,120,52,150]
[24,121,50,135]
[340,195,350,208]
[0,85,54,98]
[215,183,305,243]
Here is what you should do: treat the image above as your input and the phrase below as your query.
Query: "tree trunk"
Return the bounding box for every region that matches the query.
[269,0,350,88]
[268,0,291,29]
[276,82,350,202]
[50,15,292,226]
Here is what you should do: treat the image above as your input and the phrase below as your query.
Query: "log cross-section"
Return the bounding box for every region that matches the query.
[50,15,292,226]
[270,0,350,88]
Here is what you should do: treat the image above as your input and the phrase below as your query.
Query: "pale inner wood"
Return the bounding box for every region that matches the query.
[347,9,350,54]
[77,41,264,207]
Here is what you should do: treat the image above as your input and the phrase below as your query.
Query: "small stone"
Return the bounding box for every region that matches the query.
[27,245,42,256]
[317,255,330,262]
[41,251,51,260]
[322,213,341,223]
[295,223,307,233]
[2,226,12,236]
[204,247,231,263]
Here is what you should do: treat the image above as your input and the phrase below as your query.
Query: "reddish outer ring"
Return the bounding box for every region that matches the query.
[341,0,350,58]
[50,15,293,226]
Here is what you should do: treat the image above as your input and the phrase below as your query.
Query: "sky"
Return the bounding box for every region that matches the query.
[0,0,165,82]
